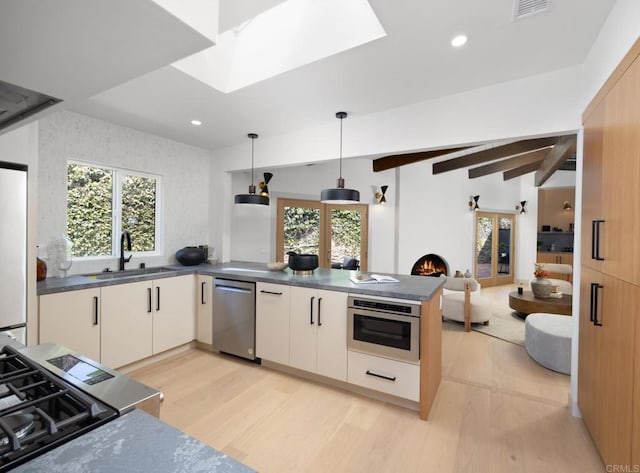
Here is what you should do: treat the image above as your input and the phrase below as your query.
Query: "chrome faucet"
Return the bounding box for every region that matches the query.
[119,231,132,271]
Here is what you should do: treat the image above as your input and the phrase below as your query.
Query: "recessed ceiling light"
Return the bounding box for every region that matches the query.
[451,35,468,47]
[191,119,202,126]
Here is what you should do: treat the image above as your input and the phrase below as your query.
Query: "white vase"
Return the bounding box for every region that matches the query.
[530,277,552,298]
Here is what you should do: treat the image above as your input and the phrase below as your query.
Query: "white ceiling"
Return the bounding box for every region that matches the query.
[1,0,616,152]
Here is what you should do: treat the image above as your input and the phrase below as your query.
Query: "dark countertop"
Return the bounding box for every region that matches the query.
[38,261,444,301]
[12,409,254,473]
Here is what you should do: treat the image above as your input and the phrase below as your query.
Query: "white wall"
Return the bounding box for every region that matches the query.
[37,111,212,275]
[0,123,39,346]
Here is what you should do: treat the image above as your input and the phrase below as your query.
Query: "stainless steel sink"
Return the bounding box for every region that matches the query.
[86,267,176,280]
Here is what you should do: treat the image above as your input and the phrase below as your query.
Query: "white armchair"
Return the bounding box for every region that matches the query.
[441,276,492,332]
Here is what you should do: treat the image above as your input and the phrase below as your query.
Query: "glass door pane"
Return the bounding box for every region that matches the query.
[328,206,365,270]
[276,199,323,263]
[496,214,515,285]
[475,214,494,282]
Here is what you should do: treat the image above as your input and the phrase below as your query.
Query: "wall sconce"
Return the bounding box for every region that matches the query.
[259,172,273,197]
[468,195,480,211]
[562,200,573,211]
[374,185,388,204]
[516,200,527,214]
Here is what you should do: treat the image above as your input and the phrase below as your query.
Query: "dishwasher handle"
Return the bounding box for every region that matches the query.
[215,285,253,295]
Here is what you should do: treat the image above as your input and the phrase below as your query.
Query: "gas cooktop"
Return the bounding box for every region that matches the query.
[0,345,117,471]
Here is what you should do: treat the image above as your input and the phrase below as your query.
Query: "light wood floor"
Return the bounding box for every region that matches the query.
[130,322,603,472]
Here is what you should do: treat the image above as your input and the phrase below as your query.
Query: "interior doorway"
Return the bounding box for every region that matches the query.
[474,211,516,287]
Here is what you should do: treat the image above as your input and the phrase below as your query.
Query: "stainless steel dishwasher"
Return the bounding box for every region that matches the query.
[212,278,257,361]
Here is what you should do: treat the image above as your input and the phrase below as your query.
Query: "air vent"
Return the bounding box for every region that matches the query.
[514,0,549,20]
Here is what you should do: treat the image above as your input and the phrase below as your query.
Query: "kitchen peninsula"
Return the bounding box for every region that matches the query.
[37,262,445,420]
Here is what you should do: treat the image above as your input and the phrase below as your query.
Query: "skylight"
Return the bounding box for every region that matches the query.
[172,0,386,93]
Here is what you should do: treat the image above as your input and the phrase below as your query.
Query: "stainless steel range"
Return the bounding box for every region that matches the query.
[0,342,162,471]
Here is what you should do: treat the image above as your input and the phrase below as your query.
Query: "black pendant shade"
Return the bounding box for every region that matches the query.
[235,133,270,206]
[320,111,360,204]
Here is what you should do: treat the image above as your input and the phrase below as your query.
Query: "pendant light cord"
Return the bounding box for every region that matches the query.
[339,114,343,179]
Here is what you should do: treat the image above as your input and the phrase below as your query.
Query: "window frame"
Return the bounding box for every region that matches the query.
[67,160,163,261]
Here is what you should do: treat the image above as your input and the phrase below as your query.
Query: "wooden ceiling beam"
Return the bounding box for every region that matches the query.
[468,148,549,179]
[432,136,567,175]
[372,146,472,172]
[534,136,577,186]
[503,160,545,181]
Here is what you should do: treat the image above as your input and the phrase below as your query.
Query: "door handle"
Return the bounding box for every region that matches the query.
[589,282,597,323]
[310,296,315,325]
[147,288,152,313]
[592,283,603,326]
[593,220,605,261]
[317,297,322,326]
[156,286,160,311]
[93,296,99,326]
[201,281,206,305]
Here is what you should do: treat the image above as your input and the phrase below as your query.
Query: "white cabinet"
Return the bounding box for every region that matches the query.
[289,287,347,381]
[256,282,290,365]
[101,280,153,368]
[152,275,195,354]
[196,275,213,345]
[39,288,101,361]
[347,350,420,401]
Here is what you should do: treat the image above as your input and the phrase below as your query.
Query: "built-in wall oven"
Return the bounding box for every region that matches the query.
[347,295,421,363]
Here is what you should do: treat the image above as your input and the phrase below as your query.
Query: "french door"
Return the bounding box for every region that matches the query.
[276,198,368,270]
[474,211,515,287]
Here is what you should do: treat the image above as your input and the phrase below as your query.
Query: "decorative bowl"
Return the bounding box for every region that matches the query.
[267,262,288,271]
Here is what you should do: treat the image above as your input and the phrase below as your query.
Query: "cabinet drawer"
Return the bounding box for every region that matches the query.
[347,350,419,401]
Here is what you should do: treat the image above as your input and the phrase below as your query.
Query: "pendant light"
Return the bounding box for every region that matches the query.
[320,111,360,204]
[235,133,269,205]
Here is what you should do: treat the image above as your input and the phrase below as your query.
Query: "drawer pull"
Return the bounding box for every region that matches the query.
[260,290,283,295]
[365,370,396,382]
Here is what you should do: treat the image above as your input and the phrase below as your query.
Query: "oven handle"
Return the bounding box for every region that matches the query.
[365,370,396,382]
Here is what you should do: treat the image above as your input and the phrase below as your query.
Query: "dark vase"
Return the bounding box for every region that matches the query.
[176,247,205,266]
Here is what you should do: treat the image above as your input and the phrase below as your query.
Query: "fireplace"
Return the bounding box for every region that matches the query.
[411,254,449,277]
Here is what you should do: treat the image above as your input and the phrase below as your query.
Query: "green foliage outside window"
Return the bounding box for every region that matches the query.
[67,164,113,257]
[67,163,158,257]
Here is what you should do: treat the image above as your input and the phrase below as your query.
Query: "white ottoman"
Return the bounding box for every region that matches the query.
[525,313,572,375]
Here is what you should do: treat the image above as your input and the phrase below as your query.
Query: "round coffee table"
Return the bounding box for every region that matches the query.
[508,291,572,317]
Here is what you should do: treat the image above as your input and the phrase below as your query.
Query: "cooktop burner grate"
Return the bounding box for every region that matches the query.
[0,346,118,471]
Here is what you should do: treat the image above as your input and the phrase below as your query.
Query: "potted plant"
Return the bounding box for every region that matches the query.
[530,263,552,298]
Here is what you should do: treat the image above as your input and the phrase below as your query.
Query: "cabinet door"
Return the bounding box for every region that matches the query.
[153,275,196,354]
[315,290,347,381]
[196,275,213,345]
[101,281,153,369]
[581,100,605,271]
[578,268,637,465]
[39,288,101,361]
[256,283,290,365]
[601,57,640,284]
[289,287,318,373]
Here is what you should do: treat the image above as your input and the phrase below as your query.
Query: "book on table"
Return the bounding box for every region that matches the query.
[349,274,400,284]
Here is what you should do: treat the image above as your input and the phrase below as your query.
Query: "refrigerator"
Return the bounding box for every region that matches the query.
[0,162,27,344]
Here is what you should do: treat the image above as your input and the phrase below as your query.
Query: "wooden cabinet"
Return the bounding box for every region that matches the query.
[578,268,637,465]
[152,275,195,354]
[289,287,347,381]
[196,275,213,345]
[39,288,101,361]
[579,39,640,468]
[101,280,153,369]
[256,282,290,365]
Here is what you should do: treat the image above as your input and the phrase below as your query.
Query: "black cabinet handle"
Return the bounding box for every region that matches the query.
[310,296,315,325]
[593,220,605,261]
[147,288,152,313]
[156,286,160,311]
[93,296,99,326]
[366,370,396,382]
[593,283,603,326]
[260,290,283,295]
[589,283,597,322]
[201,281,206,305]
[317,297,322,326]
